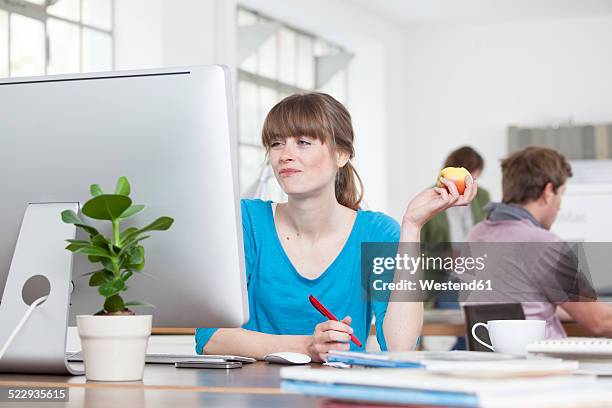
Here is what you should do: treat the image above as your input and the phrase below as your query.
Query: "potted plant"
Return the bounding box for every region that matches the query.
[61,176,173,381]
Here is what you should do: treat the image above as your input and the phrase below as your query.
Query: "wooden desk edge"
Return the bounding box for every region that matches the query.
[0,380,282,395]
[154,322,593,337]
[152,328,195,335]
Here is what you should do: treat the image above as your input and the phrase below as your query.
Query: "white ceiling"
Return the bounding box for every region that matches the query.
[348,0,612,26]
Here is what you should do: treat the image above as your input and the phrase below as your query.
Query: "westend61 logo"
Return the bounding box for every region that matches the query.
[360,242,496,301]
[371,253,487,275]
[369,252,491,294]
[361,241,600,303]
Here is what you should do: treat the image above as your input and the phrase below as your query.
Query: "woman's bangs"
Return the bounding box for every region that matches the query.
[262,96,330,149]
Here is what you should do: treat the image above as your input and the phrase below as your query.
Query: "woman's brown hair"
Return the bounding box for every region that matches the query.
[443,146,484,174]
[261,93,363,210]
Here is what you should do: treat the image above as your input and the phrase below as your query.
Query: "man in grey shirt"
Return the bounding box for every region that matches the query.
[467,146,610,338]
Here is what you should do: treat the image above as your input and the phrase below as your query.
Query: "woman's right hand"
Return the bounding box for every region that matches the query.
[307,316,353,362]
[402,175,477,230]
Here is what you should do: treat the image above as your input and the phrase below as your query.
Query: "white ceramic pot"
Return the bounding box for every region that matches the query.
[76,315,152,381]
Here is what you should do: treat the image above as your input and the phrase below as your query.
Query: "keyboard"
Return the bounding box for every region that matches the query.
[66,351,256,364]
[527,337,612,356]
[528,337,612,375]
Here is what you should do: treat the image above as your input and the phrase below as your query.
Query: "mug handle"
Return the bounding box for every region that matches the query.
[471,322,494,351]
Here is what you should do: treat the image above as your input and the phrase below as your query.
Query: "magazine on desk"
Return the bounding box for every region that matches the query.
[326,350,578,377]
[327,350,517,364]
[280,366,609,408]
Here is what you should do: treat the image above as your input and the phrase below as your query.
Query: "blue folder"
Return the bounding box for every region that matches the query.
[282,380,478,407]
[326,353,425,368]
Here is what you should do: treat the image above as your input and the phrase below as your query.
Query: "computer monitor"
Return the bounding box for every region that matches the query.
[0,65,249,329]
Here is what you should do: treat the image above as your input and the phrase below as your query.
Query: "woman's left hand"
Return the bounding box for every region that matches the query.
[402,175,478,230]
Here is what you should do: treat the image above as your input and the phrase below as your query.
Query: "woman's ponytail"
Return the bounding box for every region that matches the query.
[335,161,363,211]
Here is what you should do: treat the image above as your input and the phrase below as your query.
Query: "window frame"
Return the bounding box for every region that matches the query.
[236,6,350,194]
[0,0,114,77]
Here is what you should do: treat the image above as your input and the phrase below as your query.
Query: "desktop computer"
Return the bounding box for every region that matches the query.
[0,66,249,372]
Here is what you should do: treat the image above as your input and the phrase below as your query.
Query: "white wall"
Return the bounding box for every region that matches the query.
[114,0,163,70]
[114,0,236,70]
[388,15,612,219]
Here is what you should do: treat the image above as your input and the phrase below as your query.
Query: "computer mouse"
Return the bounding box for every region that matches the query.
[264,352,311,365]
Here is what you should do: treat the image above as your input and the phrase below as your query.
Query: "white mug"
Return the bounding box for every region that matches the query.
[471,319,546,356]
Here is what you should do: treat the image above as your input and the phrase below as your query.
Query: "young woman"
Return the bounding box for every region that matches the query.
[196,93,476,362]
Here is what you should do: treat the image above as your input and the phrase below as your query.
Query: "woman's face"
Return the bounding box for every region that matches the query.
[268,136,348,198]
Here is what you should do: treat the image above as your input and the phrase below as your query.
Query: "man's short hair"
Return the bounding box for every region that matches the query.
[501,146,572,205]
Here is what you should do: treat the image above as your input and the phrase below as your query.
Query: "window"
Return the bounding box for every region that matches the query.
[237,7,350,197]
[0,0,113,77]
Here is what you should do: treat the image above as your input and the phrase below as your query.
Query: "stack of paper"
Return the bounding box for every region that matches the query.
[326,350,578,376]
[281,360,612,407]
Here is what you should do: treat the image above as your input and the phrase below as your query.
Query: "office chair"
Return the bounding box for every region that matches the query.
[463,304,525,352]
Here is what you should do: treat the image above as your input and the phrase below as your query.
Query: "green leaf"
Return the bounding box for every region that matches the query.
[76,223,100,237]
[120,227,139,241]
[66,239,90,245]
[99,278,125,298]
[124,300,155,309]
[120,270,133,282]
[65,242,89,252]
[130,245,144,265]
[140,216,174,232]
[119,204,145,220]
[119,245,145,271]
[89,270,113,287]
[90,184,103,197]
[100,257,115,271]
[61,210,81,225]
[82,194,132,221]
[88,255,101,263]
[91,234,111,250]
[131,260,145,271]
[77,269,108,279]
[122,217,174,243]
[104,295,125,313]
[61,210,100,236]
[119,235,150,257]
[74,245,112,259]
[115,176,131,196]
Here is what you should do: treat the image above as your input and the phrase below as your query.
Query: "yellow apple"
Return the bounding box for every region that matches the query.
[436,167,471,195]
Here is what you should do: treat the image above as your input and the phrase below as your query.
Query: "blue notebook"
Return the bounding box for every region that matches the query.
[282,380,478,407]
[326,350,516,369]
[326,353,424,368]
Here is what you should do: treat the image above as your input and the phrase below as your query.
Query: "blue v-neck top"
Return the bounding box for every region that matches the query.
[196,199,400,354]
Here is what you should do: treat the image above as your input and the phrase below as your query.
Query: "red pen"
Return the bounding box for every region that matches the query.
[308,294,362,348]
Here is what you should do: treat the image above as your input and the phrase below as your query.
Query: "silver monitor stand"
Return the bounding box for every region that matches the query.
[0,203,83,375]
